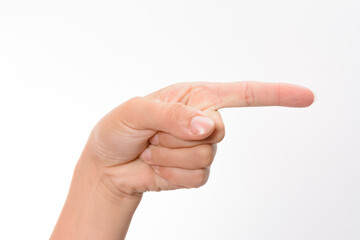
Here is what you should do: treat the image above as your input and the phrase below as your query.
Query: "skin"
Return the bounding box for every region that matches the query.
[50,81,314,240]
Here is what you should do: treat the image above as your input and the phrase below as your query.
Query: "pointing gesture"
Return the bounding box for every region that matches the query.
[89,81,314,194]
[52,81,314,239]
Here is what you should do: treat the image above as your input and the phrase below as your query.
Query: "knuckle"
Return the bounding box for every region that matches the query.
[213,122,226,143]
[244,81,255,106]
[189,85,222,108]
[123,96,144,110]
[197,145,214,167]
[276,83,282,105]
[117,96,145,128]
[167,103,188,122]
[212,144,218,158]
[193,169,208,188]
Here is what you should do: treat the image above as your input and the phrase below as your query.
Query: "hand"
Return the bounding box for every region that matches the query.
[85,81,314,197]
[51,81,314,239]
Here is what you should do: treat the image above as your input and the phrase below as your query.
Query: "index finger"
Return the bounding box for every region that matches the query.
[212,81,315,110]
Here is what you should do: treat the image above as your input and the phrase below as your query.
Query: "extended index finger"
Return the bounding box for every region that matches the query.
[212,81,314,110]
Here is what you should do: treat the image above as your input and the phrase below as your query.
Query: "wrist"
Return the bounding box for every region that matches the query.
[75,147,143,206]
[51,145,142,240]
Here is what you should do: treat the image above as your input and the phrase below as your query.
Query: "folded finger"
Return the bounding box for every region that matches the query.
[152,166,210,189]
[140,144,217,170]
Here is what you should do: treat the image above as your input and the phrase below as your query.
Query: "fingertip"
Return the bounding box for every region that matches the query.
[281,84,315,107]
[301,87,315,107]
[149,134,159,145]
[139,148,152,163]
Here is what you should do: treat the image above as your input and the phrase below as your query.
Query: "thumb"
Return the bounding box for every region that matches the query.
[111,97,215,141]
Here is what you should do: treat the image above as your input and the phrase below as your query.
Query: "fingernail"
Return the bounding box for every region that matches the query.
[149,134,159,145]
[189,116,214,135]
[139,148,151,162]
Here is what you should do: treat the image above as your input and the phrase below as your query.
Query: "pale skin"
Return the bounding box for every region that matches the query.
[50,81,314,240]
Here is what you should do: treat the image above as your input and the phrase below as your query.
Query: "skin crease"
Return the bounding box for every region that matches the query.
[50,81,314,240]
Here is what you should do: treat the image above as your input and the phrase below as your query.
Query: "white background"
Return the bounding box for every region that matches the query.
[0,1,359,239]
